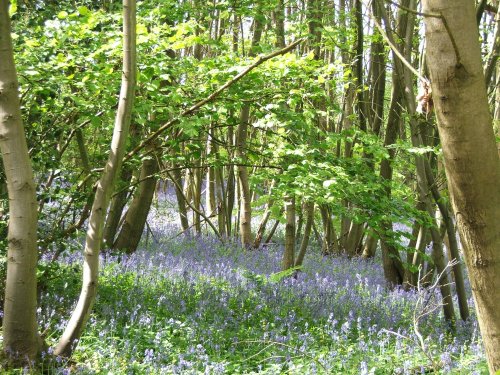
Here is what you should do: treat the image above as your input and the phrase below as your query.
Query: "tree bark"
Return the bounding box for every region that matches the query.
[103,167,132,247]
[274,0,286,48]
[0,0,42,362]
[295,201,314,267]
[55,0,136,357]
[423,0,500,370]
[113,156,158,253]
[171,165,190,233]
[236,104,252,246]
[282,196,296,270]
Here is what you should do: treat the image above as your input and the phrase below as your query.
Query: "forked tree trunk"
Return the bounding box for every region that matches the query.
[113,156,158,253]
[423,0,500,370]
[55,0,136,357]
[0,0,42,362]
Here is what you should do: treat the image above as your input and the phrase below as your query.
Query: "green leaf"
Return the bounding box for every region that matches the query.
[57,11,69,19]
[268,266,302,282]
[9,0,17,16]
[77,6,91,16]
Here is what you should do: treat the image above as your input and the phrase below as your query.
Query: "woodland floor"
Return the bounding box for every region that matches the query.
[2,197,489,374]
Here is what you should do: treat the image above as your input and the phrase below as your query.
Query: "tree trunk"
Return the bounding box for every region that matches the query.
[361,234,378,258]
[295,202,314,267]
[319,205,339,255]
[103,167,132,247]
[236,104,252,246]
[0,0,42,362]
[235,10,263,246]
[171,165,190,233]
[192,164,203,233]
[306,0,322,59]
[378,70,404,286]
[113,156,158,253]
[264,218,280,245]
[214,162,227,237]
[55,0,136,357]
[282,196,295,270]
[206,125,217,217]
[274,0,286,48]
[253,180,276,249]
[423,0,500,370]
[379,0,456,321]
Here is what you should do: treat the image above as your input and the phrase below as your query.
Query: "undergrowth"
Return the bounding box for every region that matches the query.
[0,229,487,374]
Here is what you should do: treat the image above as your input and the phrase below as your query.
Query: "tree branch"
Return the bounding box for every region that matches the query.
[124,38,305,161]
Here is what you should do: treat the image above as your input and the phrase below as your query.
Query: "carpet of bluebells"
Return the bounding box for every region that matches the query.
[4,200,489,374]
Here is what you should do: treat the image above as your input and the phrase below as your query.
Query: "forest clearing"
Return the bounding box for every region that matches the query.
[0,0,499,373]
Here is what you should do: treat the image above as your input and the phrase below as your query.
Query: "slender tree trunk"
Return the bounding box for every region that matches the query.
[235,9,264,246]
[113,156,158,253]
[214,160,227,237]
[0,0,42,362]
[55,0,136,357]
[361,234,378,258]
[206,125,217,217]
[192,164,203,233]
[295,202,314,267]
[282,196,296,270]
[253,208,272,249]
[172,165,190,233]
[253,180,276,249]
[236,104,252,246]
[274,0,286,48]
[319,205,338,255]
[306,0,322,59]
[423,0,500,370]
[378,71,404,286]
[368,0,386,135]
[379,0,456,320]
[103,168,132,247]
[345,221,364,256]
[354,0,366,131]
[264,218,280,245]
[422,131,469,321]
